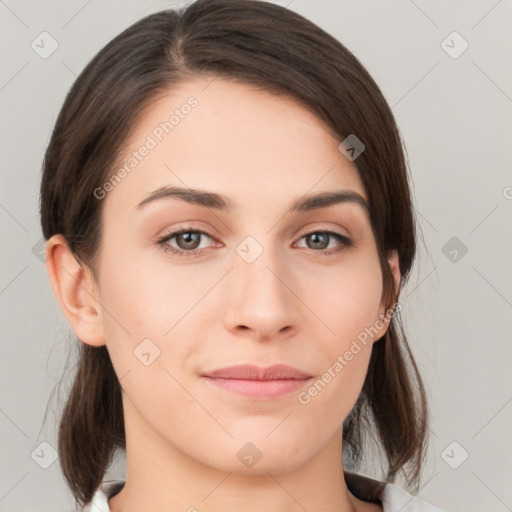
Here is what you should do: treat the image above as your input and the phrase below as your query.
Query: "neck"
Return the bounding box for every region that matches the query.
[108,395,365,512]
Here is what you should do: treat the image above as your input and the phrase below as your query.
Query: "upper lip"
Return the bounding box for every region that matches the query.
[202,364,312,380]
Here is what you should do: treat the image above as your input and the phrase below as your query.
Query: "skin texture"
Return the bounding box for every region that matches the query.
[46,76,400,512]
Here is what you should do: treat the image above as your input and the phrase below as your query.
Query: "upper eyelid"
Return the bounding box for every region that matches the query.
[159,226,351,245]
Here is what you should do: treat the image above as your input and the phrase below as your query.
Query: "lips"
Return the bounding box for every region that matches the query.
[202,364,312,380]
[201,364,313,400]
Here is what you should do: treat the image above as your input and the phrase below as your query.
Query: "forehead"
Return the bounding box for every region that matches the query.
[104,76,366,214]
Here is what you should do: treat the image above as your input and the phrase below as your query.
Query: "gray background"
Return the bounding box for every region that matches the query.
[1,0,511,511]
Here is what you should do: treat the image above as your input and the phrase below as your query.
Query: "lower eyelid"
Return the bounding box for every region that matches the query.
[158,229,351,255]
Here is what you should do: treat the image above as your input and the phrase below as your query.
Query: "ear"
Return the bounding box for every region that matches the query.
[374,249,401,340]
[387,249,401,302]
[45,234,106,347]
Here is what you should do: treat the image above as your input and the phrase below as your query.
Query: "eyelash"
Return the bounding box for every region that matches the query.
[156,226,353,258]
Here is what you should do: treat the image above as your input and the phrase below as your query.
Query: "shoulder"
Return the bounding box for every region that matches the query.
[380,481,449,512]
[344,471,450,512]
[81,480,125,512]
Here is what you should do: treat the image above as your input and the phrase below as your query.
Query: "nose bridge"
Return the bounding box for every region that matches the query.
[237,234,290,304]
[224,233,298,338]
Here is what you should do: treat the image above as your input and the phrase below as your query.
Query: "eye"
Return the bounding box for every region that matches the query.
[294,230,353,256]
[156,227,353,257]
[157,227,217,257]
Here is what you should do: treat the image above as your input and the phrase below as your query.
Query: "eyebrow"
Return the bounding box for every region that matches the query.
[134,186,370,215]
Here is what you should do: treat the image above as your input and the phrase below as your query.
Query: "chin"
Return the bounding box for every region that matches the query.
[195,434,315,476]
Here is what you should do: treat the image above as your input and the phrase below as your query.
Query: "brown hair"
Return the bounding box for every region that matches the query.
[40,0,428,507]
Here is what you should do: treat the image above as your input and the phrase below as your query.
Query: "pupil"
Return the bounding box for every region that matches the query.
[179,232,200,249]
[309,233,328,249]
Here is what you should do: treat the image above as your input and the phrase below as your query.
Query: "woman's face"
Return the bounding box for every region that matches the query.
[90,76,398,474]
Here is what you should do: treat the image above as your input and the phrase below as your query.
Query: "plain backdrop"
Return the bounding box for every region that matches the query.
[1,1,511,511]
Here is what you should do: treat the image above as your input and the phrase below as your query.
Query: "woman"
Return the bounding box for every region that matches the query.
[40,0,449,510]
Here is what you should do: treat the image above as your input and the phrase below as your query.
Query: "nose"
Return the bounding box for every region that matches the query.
[223,244,301,342]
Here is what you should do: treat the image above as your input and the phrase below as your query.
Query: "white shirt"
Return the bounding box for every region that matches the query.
[83,472,449,512]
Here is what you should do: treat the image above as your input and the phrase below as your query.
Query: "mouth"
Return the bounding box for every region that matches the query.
[201,364,314,400]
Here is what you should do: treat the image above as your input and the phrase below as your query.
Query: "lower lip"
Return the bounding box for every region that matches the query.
[203,377,313,399]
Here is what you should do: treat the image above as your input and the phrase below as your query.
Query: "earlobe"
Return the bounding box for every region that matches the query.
[45,234,106,347]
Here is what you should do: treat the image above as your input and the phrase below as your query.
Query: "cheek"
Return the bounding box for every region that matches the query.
[301,254,382,393]
[95,246,215,389]
[304,255,383,342]
[297,267,382,422]
[97,246,202,337]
